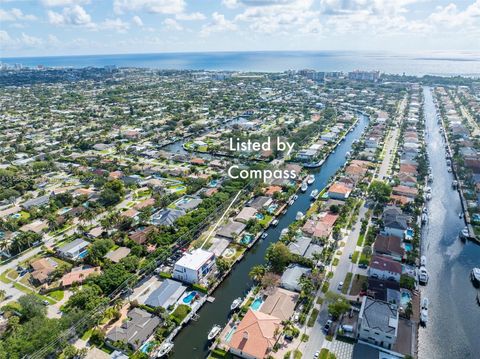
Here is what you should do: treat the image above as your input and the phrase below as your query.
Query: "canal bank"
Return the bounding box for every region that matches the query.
[419,86,480,359]
[170,114,370,359]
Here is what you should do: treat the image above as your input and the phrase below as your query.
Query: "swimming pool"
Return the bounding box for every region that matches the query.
[241,234,254,245]
[209,179,218,188]
[400,290,412,307]
[267,204,278,214]
[250,297,264,311]
[58,207,72,215]
[140,341,154,353]
[183,291,197,304]
[224,325,237,343]
[255,213,265,220]
[77,250,88,259]
[472,213,480,223]
[405,228,414,237]
[404,243,413,252]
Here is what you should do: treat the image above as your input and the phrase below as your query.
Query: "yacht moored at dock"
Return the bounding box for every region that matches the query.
[307,174,315,185]
[207,325,222,341]
[301,182,308,192]
[419,266,429,285]
[230,297,242,311]
[471,268,480,287]
[310,189,319,200]
[156,342,174,357]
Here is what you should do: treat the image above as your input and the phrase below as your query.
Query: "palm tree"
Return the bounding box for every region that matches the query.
[0,289,6,301]
[249,265,266,282]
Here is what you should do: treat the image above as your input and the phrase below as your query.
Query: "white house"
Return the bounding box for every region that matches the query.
[172,248,215,284]
[357,296,399,350]
[368,255,402,282]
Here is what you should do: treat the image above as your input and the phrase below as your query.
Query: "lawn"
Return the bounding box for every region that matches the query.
[349,274,368,296]
[307,308,319,327]
[170,304,191,325]
[356,233,365,246]
[0,270,13,283]
[341,272,353,295]
[47,290,65,301]
[258,214,273,228]
[332,258,339,266]
[351,251,359,264]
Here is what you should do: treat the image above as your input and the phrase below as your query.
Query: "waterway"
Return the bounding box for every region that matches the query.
[171,114,369,358]
[418,86,480,359]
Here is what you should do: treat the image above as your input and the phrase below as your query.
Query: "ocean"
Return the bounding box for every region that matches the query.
[1,51,480,77]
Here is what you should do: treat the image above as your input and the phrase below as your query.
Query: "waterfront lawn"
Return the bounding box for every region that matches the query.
[258,214,273,228]
[170,304,191,325]
[209,348,233,359]
[349,275,368,296]
[341,272,353,295]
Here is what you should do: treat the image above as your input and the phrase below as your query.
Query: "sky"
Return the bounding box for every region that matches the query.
[0,0,479,58]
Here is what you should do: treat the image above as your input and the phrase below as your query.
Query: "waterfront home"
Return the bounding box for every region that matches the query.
[173,195,203,212]
[104,247,131,263]
[302,211,339,240]
[327,182,352,200]
[229,309,282,359]
[216,220,246,240]
[60,265,101,287]
[382,206,409,239]
[235,207,258,224]
[288,236,312,256]
[392,185,418,199]
[373,235,405,262]
[264,185,282,197]
[280,265,311,292]
[172,248,215,284]
[368,255,402,282]
[29,257,58,285]
[57,238,90,261]
[106,308,160,351]
[144,278,187,309]
[357,296,398,350]
[260,287,298,321]
[247,196,273,210]
[397,173,417,188]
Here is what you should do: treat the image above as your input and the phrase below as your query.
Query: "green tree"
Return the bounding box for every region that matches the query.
[369,180,392,204]
[249,265,266,282]
[18,294,47,320]
[265,242,292,273]
[215,256,230,274]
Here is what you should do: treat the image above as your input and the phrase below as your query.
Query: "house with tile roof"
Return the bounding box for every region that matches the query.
[229,309,282,359]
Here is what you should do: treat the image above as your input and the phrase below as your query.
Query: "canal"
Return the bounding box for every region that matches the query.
[419,86,480,359]
[171,114,370,358]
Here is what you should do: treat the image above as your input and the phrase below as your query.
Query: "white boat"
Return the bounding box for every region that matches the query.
[471,268,480,285]
[261,232,268,239]
[418,266,429,285]
[422,297,429,310]
[293,195,298,200]
[425,187,432,194]
[428,174,433,182]
[459,212,463,218]
[420,309,428,325]
[307,174,315,185]
[421,214,428,223]
[230,297,242,311]
[310,189,319,200]
[280,228,289,237]
[425,193,432,201]
[208,325,222,341]
[296,211,304,220]
[420,256,427,267]
[460,227,469,239]
[447,167,452,173]
[272,219,279,227]
[345,151,351,158]
[301,182,308,192]
[156,342,174,357]
[452,180,458,188]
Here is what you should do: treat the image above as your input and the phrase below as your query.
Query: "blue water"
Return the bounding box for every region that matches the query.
[140,342,154,353]
[2,51,480,76]
[250,297,264,311]
[77,250,88,259]
[183,291,197,304]
[405,243,413,252]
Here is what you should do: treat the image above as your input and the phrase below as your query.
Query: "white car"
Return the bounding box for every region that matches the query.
[338,281,344,290]
[314,350,320,358]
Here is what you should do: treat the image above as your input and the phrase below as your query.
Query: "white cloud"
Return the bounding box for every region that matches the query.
[100,18,130,32]
[0,30,45,49]
[164,18,183,30]
[222,0,239,8]
[0,8,37,21]
[175,12,206,20]
[41,0,90,7]
[132,15,144,26]
[113,0,186,15]
[428,1,480,29]
[47,5,93,26]
[20,32,43,47]
[0,30,13,46]
[201,12,236,36]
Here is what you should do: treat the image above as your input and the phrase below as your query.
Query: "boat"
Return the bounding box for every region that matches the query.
[296,212,304,220]
[459,212,463,218]
[418,266,429,285]
[156,342,174,357]
[422,297,429,310]
[420,309,428,325]
[261,232,268,239]
[310,189,319,200]
[272,219,279,227]
[420,256,427,267]
[280,228,289,237]
[471,268,480,286]
[421,214,428,223]
[447,167,452,173]
[307,174,315,185]
[293,195,298,201]
[460,227,470,239]
[425,193,432,201]
[452,180,458,189]
[207,325,222,341]
[428,174,433,182]
[425,186,432,194]
[301,182,308,192]
[230,297,243,311]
